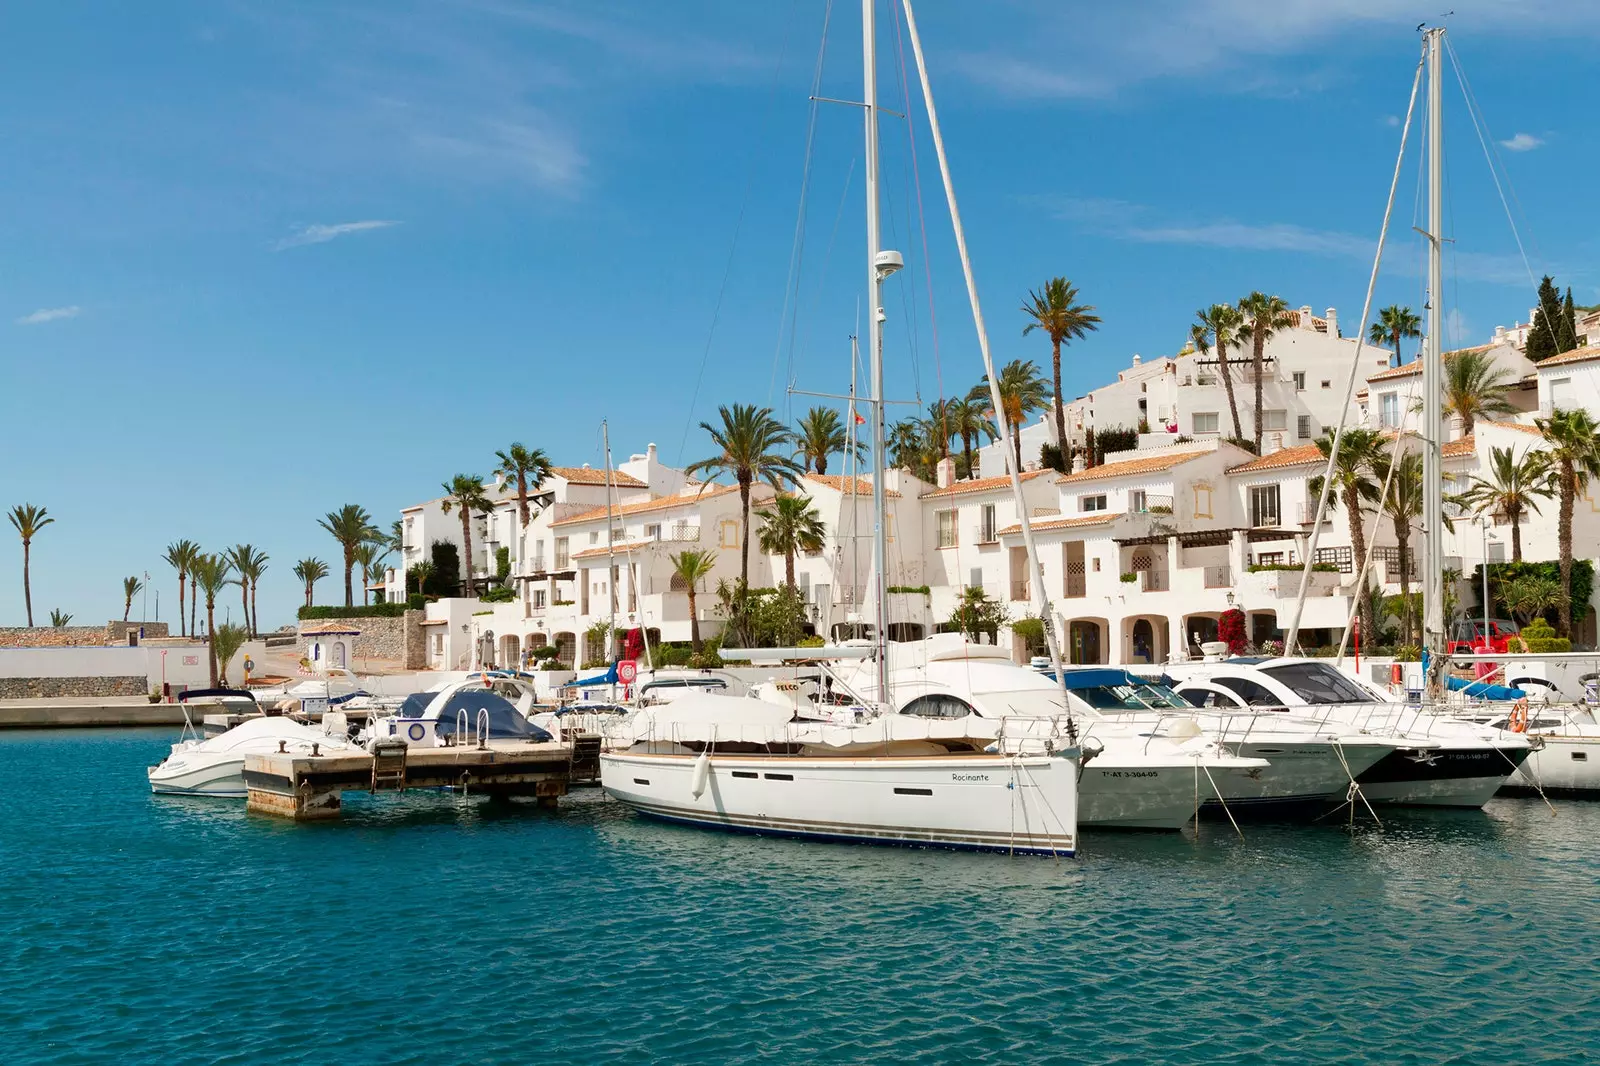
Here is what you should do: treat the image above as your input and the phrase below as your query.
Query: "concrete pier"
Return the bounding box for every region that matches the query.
[243,738,597,820]
[0,698,188,729]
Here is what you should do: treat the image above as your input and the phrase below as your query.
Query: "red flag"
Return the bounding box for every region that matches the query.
[853,411,866,425]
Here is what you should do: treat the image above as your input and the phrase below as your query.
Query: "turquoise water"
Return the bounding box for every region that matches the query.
[1,729,1596,1065]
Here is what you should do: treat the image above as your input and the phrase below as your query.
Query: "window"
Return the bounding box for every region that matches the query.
[611,526,626,542]
[1261,662,1374,705]
[1255,551,1284,566]
[1321,380,1332,389]
[553,537,569,569]
[645,524,661,541]
[1379,393,1401,428]
[1293,371,1306,391]
[718,519,740,548]
[1248,484,1282,527]
[1193,412,1220,434]
[1129,489,1145,513]
[1262,410,1287,432]
[968,567,983,589]
[900,694,974,719]
[1212,677,1287,709]
[1551,377,1573,407]
[1080,494,1107,513]
[532,589,546,609]
[1297,415,1313,439]
[589,531,600,545]
[937,509,958,548]
[1193,486,1214,518]
[979,504,997,543]
[1092,557,1101,572]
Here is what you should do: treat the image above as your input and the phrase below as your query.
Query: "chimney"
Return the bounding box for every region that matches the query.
[936,457,955,489]
[1071,452,1086,474]
[647,442,658,462]
[1131,353,1142,366]
[1495,325,1506,342]
[1300,305,1313,329]
[1325,307,1338,337]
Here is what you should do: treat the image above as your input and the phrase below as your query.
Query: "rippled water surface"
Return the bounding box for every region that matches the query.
[1,729,1596,1064]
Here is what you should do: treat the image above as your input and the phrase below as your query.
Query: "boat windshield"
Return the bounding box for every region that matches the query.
[1260,662,1375,705]
[1070,681,1192,711]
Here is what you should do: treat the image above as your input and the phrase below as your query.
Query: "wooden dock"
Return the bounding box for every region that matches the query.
[243,735,603,821]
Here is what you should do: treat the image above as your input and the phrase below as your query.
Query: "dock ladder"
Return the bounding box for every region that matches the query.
[569,733,602,784]
[370,739,409,792]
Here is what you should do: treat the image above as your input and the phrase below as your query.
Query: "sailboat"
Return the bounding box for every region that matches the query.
[598,0,1080,855]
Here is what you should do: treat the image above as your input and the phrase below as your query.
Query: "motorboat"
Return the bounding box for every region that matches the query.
[248,666,374,710]
[1456,703,1600,797]
[148,715,362,797]
[175,687,264,737]
[364,676,553,749]
[1160,657,1532,807]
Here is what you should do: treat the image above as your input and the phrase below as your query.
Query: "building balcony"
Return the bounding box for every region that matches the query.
[1128,495,1174,516]
[1139,570,1170,593]
[1203,565,1231,589]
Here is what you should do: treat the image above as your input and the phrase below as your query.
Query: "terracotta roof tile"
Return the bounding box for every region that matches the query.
[996,513,1115,536]
[1534,345,1599,368]
[1227,442,1325,474]
[1055,449,1210,485]
[549,466,646,488]
[1367,345,1492,382]
[551,483,747,527]
[802,474,901,498]
[1481,420,1541,435]
[1443,436,1476,458]
[300,622,363,635]
[571,540,656,560]
[922,469,1055,498]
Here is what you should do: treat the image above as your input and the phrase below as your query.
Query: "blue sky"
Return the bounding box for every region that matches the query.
[3,0,1596,630]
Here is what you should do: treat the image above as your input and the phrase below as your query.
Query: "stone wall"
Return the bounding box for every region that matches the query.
[0,676,149,698]
[298,612,423,663]
[0,622,171,648]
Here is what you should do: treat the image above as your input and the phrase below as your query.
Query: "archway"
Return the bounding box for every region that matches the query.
[552,632,577,668]
[1068,620,1103,664]
[1130,618,1157,664]
[501,634,521,669]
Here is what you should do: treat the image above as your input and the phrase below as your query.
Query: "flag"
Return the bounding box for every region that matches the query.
[853,411,866,425]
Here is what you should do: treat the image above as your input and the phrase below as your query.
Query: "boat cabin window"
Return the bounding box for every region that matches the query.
[1180,688,1245,710]
[1211,677,1287,709]
[1260,662,1373,705]
[901,694,974,719]
[1073,682,1190,711]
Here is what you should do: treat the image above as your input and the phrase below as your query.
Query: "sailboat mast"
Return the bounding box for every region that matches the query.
[1422,27,1446,692]
[863,0,892,703]
[603,419,618,663]
[850,333,862,625]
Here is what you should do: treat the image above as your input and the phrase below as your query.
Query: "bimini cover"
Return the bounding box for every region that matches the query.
[564,663,619,688]
[1048,668,1150,690]
[413,689,553,741]
[1448,676,1526,702]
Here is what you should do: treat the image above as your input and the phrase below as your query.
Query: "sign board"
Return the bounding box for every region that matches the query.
[300,696,330,719]
[182,655,200,667]
[617,659,638,684]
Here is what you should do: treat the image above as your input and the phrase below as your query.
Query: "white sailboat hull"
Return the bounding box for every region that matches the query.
[1501,732,1600,796]
[601,751,1078,856]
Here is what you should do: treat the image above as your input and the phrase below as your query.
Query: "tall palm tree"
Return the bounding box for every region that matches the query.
[385,519,405,555]
[439,475,494,595]
[1535,408,1600,636]
[293,558,329,607]
[1021,277,1101,449]
[1378,451,1423,645]
[1444,349,1517,434]
[670,549,718,653]
[685,404,802,587]
[407,560,435,598]
[946,393,998,479]
[981,359,1049,473]
[226,544,268,637]
[318,504,378,608]
[1310,428,1387,641]
[352,542,386,606]
[888,416,938,480]
[121,576,144,622]
[494,443,553,529]
[1456,446,1552,562]
[162,539,200,637]
[1237,292,1295,452]
[758,495,827,592]
[795,407,851,476]
[190,553,233,686]
[1190,304,1247,440]
[1369,305,1422,368]
[212,624,250,686]
[6,504,53,627]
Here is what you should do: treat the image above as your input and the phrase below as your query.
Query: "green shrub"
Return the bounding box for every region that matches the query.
[494,546,511,581]
[1119,572,1137,583]
[1520,618,1572,652]
[888,585,931,595]
[654,645,693,667]
[298,603,408,620]
[538,660,563,671]
[1247,563,1339,574]
[797,634,825,647]
[478,587,516,603]
[427,541,461,597]
[407,593,426,611]
[529,644,559,661]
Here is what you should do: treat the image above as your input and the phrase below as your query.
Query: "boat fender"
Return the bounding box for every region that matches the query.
[690,749,711,799]
[1507,699,1529,734]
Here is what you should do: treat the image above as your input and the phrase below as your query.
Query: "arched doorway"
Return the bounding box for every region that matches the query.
[1130,618,1156,664]
[501,634,521,669]
[1185,615,1219,653]
[1068,620,1102,664]
[553,632,576,668]
[331,641,347,668]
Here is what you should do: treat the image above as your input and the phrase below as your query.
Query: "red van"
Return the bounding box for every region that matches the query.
[1448,618,1521,655]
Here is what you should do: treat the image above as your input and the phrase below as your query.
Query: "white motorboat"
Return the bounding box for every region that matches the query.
[600,692,1079,855]
[1161,658,1531,808]
[148,715,362,797]
[364,676,552,748]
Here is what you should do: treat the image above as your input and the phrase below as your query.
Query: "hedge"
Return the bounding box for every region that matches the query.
[298,603,410,620]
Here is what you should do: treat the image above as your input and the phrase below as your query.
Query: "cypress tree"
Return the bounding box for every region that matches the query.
[1524,274,1561,362]
[1557,287,1579,353]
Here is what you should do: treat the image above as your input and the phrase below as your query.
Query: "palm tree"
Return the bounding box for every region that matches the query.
[318,504,378,608]
[439,475,494,595]
[1310,428,1387,640]
[1456,446,1552,562]
[981,359,1049,473]
[1444,349,1516,434]
[190,553,233,686]
[685,404,802,587]
[795,407,854,476]
[162,540,200,637]
[946,393,998,479]
[1500,574,1567,630]
[211,624,250,686]
[1190,304,1247,440]
[121,576,144,623]
[1378,452,1423,645]
[1535,408,1600,636]
[226,545,268,637]
[888,416,938,480]
[1369,305,1422,368]
[293,558,329,607]
[6,504,53,627]
[758,495,827,592]
[670,549,718,653]
[384,519,405,555]
[49,609,72,627]
[352,542,386,606]
[494,443,553,529]
[1021,277,1101,449]
[407,560,435,598]
[1237,292,1295,452]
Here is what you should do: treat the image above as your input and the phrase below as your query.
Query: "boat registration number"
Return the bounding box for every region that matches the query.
[1099,770,1160,778]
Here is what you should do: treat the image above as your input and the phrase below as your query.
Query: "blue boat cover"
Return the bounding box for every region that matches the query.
[1039,667,1161,690]
[393,689,553,741]
[1447,676,1526,701]
[564,663,618,688]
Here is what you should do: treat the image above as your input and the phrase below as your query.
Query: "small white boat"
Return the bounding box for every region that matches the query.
[363,675,551,748]
[1463,704,1600,797]
[148,715,363,797]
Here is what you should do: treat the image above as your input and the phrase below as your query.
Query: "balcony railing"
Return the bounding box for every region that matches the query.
[1372,546,1416,573]
[554,552,571,569]
[1064,573,1087,598]
[1313,546,1354,574]
[1203,565,1231,588]
[1139,570,1170,592]
[1128,494,1174,515]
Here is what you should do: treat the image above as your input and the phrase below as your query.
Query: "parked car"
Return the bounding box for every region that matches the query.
[1447,618,1520,655]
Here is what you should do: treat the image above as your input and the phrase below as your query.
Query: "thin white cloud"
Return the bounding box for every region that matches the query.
[1384,114,1402,127]
[16,306,81,325]
[273,219,400,251]
[1499,132,1544,152]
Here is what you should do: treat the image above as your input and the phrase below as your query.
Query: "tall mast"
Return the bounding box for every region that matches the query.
[849,333,862,624]
[863,0,898,705]
[1422,27,1446,694]
[602,419,618,664]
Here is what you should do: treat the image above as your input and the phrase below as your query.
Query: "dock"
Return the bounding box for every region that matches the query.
[0,697,189,729]
[243,735,603,820]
